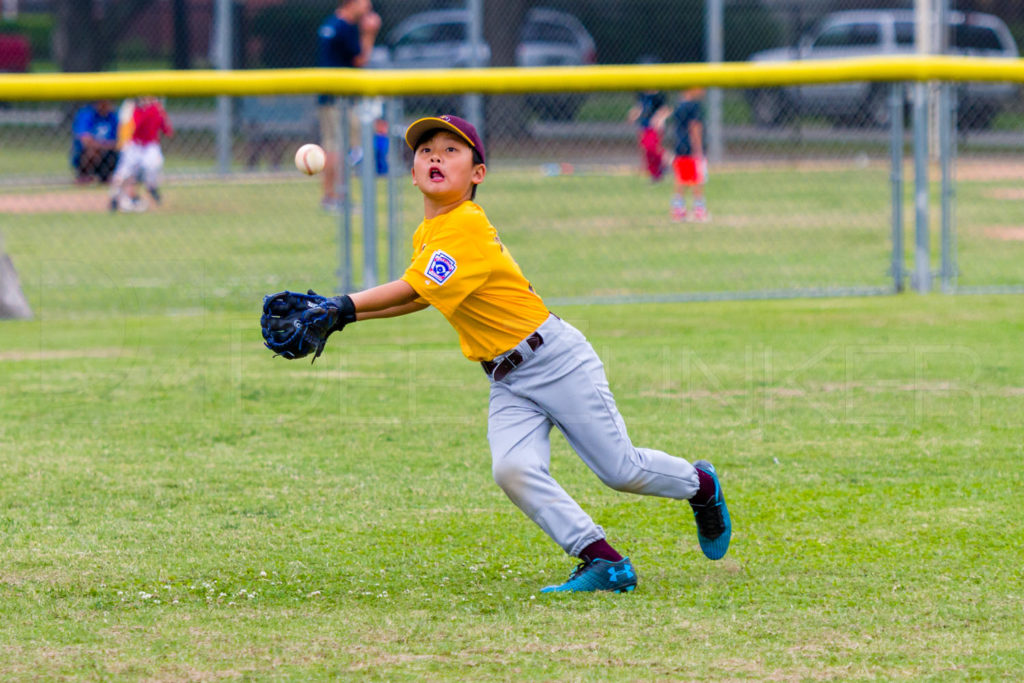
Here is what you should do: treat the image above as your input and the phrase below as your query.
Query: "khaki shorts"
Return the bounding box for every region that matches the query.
[318,104,340,150]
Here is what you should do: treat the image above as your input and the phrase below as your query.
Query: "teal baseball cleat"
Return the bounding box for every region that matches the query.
[690,460,732,560]
[540,557,638,593]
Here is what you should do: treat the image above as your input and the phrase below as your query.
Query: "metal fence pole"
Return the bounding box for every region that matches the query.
[337,98,353,294]
[939,82,955,292]
[387,98,404,282]
[890,83,905,293]
[912,81,931,293]
[705,0,724,164]
[465,0,485,138]
[911,0,934,293]
[360,97,378,289]
[214,0,232,175]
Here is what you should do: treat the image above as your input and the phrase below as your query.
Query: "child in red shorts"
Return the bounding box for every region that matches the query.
[656,89,708,222]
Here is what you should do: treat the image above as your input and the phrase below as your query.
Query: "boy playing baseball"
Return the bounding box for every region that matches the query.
[278,115,731,593]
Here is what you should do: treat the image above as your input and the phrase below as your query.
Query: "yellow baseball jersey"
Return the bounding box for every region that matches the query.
[401,201,549,361]
[116,99,135,150]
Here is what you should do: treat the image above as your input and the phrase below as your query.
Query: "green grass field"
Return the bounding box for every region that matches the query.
[2,167,1023,679]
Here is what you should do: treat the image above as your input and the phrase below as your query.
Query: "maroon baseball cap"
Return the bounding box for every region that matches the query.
[404,115,485,163]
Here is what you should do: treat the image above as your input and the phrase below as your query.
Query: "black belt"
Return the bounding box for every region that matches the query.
[481,332,544,381]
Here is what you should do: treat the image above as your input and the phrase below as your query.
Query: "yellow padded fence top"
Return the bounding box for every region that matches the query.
[1,56,1024,101]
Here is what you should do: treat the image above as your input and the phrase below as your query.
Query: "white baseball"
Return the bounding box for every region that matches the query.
[295,143,326,175]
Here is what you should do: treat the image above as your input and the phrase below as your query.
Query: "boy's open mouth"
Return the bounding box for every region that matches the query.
[429,166,445,181]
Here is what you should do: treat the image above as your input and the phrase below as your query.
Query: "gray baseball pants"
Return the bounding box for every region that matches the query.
[486,314,700,558]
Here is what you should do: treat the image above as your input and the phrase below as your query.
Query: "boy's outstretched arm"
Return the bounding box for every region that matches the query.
[350,280,428,320]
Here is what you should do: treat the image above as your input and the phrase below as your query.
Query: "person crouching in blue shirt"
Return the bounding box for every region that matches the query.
[71,100,119,184]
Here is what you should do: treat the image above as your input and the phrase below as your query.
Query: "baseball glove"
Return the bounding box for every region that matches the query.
[260,290,356,362]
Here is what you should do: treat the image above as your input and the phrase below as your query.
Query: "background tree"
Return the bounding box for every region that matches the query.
[52,0,155,72]
[483,0,529,137]
[172,0,191,70]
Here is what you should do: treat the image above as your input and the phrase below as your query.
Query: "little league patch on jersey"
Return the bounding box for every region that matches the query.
[426,250,457,285]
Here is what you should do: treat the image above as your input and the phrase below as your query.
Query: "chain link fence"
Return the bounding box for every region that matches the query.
[2,0,1024,320]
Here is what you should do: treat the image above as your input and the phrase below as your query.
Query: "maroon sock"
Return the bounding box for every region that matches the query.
[690,468,717,506]
[579,539,623,564]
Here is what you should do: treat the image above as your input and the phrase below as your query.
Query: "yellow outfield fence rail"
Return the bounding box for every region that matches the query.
[2,56,1024,100]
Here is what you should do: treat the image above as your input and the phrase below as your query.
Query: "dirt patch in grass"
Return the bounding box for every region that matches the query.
[983,227,1024,241]
[983,187,1024,201]
[957,159,1024,182]
[0,189,111,214]
[0,348,129,361]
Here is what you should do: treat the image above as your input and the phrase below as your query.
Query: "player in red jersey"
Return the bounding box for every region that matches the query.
[109,97,174,213]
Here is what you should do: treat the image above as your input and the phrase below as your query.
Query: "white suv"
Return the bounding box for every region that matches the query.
[372,8,597,120]
[746,10,1019,129]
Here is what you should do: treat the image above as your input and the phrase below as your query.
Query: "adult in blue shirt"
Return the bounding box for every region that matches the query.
[70,100,119,183]
[317,0,381,211]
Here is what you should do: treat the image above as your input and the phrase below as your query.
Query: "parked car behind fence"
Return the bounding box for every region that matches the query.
[370,8,597,121]
[745,10,1019,130]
